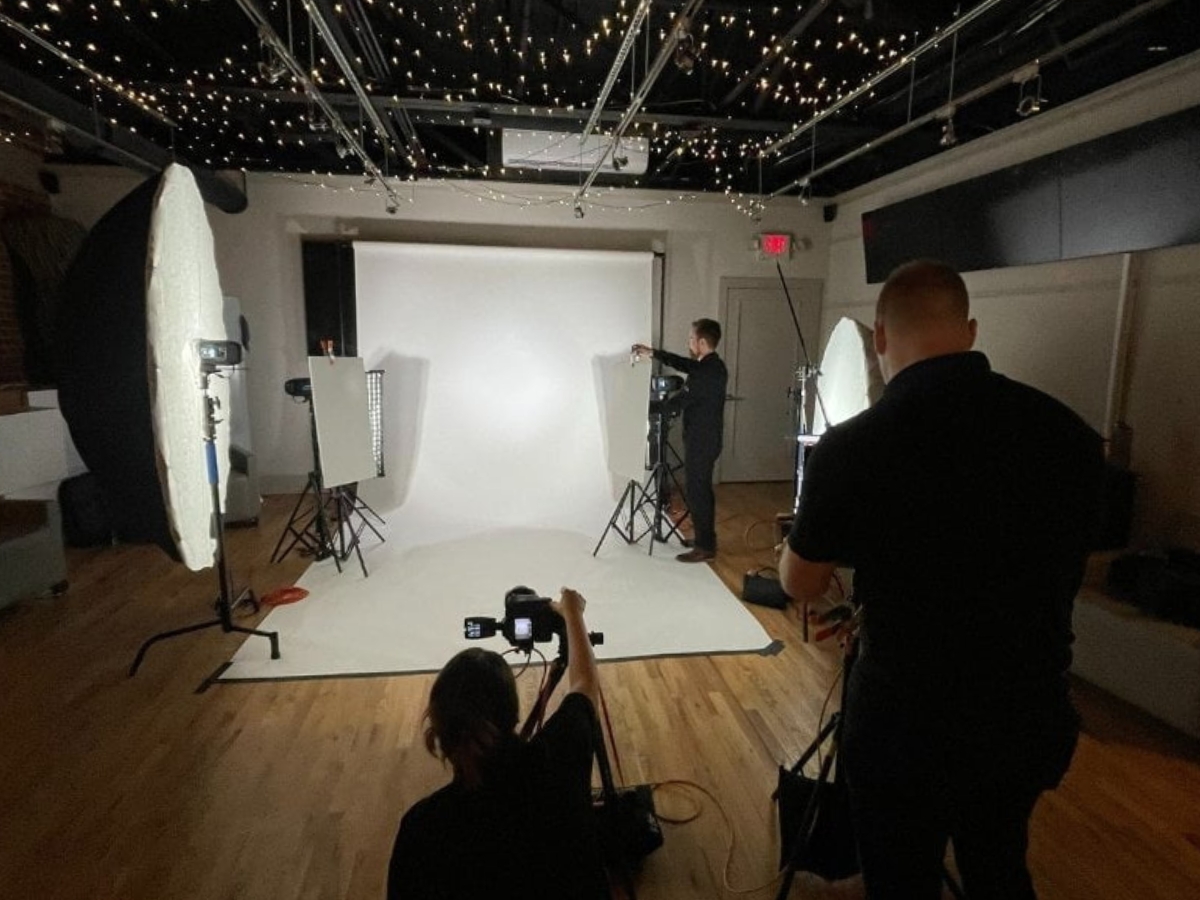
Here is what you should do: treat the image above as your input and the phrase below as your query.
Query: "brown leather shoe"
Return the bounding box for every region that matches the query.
[676,548,715,563]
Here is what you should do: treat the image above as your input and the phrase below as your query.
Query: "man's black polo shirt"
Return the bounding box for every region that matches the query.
[788,351,1104,700]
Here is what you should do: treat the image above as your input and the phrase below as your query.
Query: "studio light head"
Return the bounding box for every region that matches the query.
[284,376,313,399]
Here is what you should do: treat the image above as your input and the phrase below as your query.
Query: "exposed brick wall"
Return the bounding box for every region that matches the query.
[0,181,50,386]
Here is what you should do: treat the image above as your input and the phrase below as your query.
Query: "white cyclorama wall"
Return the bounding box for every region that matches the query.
[352,242,652,546]
[824,52,1200,548]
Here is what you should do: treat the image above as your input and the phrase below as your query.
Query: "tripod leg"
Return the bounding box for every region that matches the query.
[593,480,638,556]
[270,479,316,562]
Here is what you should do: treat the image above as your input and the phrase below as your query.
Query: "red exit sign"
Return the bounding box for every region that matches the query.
[758,233,791,258]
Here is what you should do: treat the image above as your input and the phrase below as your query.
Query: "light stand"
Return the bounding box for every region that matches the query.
[776,261,829,519]
[270,383,386,578]
[129,360,280,683]
[593,388,689,557]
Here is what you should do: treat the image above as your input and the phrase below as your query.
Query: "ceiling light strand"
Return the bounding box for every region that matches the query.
[761,0,1008,158]
[765,0,1178,202]
[0,10,177,129]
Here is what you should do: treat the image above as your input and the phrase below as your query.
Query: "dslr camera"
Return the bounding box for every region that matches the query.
[464,586,565,650]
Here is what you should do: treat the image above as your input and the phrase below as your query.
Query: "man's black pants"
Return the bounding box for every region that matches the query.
[684,442,720,552]
[841,663,1079,899]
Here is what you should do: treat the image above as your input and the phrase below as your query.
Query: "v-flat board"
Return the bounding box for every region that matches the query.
[308,356,375,488]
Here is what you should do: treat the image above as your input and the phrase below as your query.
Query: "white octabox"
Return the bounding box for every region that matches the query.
[146,163,230,570]
[812,316,885,434]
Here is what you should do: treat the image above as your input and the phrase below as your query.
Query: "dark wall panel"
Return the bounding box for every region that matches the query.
[1060,110,1200,259]
[301,240,357,357]
[863,104,1200,283]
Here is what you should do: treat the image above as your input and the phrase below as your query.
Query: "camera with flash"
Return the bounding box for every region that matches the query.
[464,586,603,652]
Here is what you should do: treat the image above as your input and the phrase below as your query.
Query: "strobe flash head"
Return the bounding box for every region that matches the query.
[464,617,499,640]
[284,376,313,398]
[650,374,684,401]
[197,339,243,370]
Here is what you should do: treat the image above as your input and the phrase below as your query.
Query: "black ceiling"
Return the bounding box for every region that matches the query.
[1,0,1197,201]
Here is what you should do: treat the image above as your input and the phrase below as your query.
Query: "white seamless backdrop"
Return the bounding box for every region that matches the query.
[353,242,652,549]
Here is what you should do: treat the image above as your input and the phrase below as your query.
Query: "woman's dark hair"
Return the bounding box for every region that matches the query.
[423,648,519,787]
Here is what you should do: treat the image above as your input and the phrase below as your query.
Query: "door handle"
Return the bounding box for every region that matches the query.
[725,394,743,401]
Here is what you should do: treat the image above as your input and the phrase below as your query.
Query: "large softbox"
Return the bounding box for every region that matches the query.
[57,164,230,571]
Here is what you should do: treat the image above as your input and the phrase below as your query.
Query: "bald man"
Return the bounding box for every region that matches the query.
[781,261,1104,899]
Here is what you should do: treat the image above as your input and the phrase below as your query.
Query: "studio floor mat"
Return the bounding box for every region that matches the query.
[220,528,774,681]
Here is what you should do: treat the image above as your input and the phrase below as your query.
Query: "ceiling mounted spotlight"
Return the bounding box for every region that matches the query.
[797,179,812,206]
[611,140,629,171]
[674,23,698,73]
[937,107,958,148]
[385,202,398,215]
[940,118,958,147]
[573,203,586,219]
[257,58,286,85]
[1015,69,1044,118]
[257,33,287,84]
[335,138,350,159]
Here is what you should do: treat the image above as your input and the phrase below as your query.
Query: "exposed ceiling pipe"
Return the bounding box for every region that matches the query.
[581,0,656,142]
[0,11,176,129]
[766,0,1180,199]
[575,0,706,209]
[761,0,1011,158]
[233,0,406,210]
[722,0,834,109]
[0,60,247,213]
[298,0,427,169]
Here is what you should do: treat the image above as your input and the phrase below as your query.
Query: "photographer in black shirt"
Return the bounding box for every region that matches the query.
[634,318,728,563]
[387,588,607,900]
[781,261,1104,899]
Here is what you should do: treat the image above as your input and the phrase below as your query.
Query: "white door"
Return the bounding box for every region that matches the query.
[720,278,823,482]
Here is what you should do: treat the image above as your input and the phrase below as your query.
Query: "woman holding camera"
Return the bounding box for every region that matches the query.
[386,588,607,899]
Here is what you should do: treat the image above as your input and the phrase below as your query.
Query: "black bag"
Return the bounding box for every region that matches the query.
[57,472,114,548]
[776,766,859,879]
[1108,549,1200,629]
[742,567,790,610]
[594,784,663,871]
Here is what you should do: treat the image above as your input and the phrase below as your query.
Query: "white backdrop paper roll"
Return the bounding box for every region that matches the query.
[353,242,652,548]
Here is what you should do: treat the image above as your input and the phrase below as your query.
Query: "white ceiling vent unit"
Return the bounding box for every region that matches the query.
[500,129,649,175]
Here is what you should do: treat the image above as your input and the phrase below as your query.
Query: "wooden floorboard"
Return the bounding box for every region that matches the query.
[1,483,1199,899]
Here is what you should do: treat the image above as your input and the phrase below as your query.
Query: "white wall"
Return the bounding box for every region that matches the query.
[48,169,829,491]
[822,51,1200,548]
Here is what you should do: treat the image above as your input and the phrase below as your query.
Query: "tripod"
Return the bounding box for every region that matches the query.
[593,402,689,557]
[774,635,858,899]
[270,395,385,577]
[775,630,967,900]
[130,367,280,684]
[520,635,659,900]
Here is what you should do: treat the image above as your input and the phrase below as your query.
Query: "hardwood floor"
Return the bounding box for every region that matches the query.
[1,482,1199,899]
